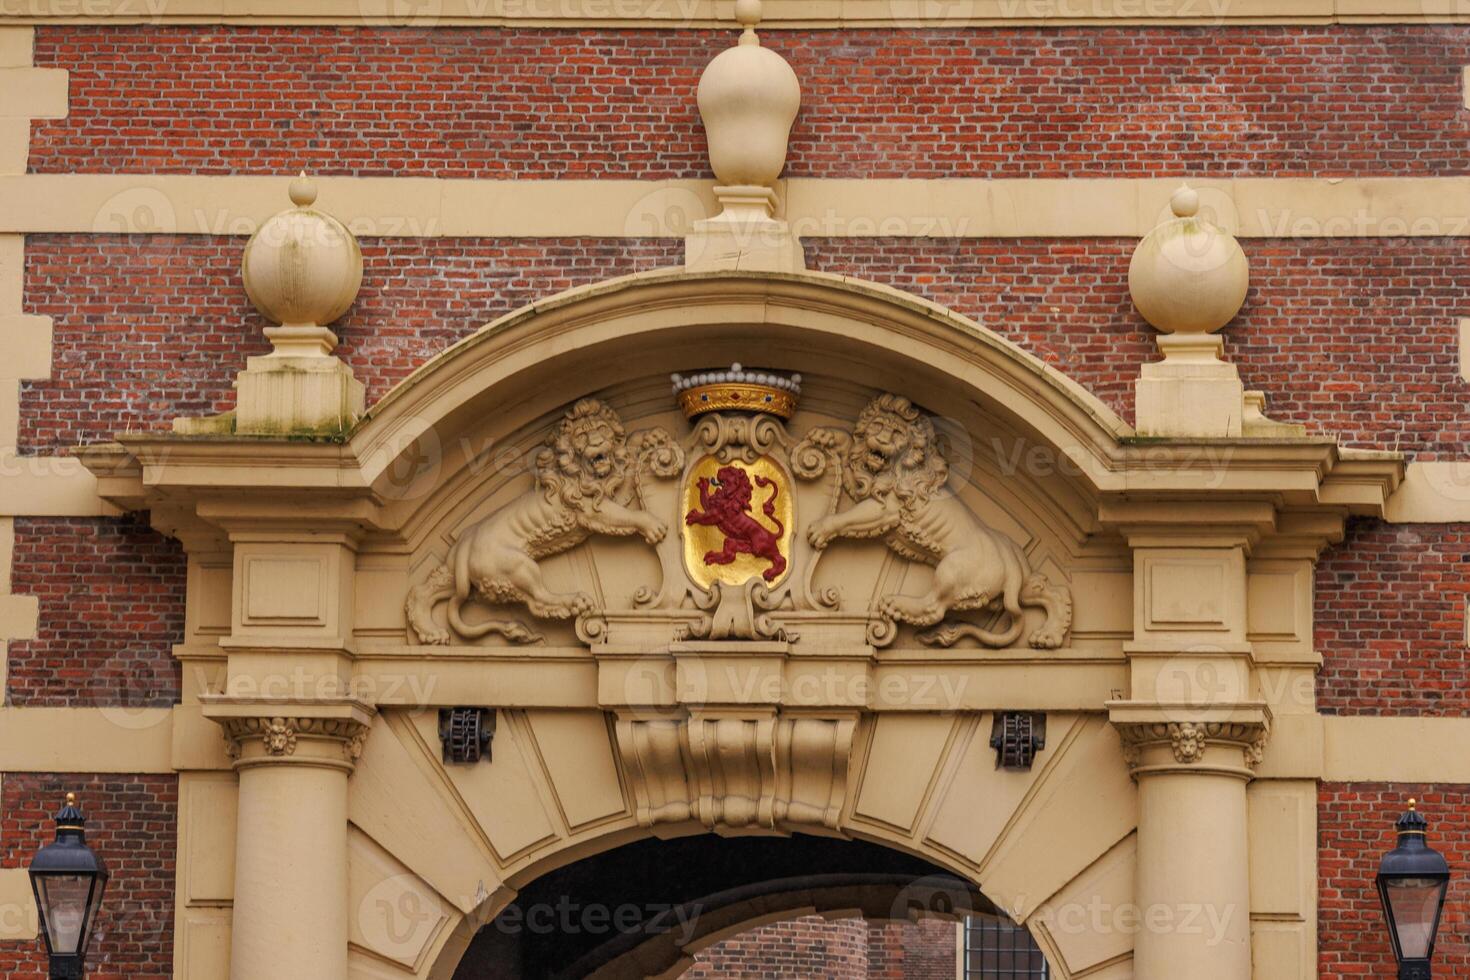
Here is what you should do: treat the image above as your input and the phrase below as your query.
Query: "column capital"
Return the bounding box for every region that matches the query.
[1109,702,1270,779]
[202,696,375,773]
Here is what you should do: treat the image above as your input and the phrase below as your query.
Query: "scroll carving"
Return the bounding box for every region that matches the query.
[796,394,1072,649]
[405,398,682,644]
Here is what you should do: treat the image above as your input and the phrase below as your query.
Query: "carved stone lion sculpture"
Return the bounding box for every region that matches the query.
[405,398,680,644]
[800,393,1072,649]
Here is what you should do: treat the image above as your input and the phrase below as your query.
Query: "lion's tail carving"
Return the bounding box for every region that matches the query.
[444,541,542,643]
[755,474,783,538]
[1019,571,1073,650]
[920,589,1028,648]
[405,563,455,645]
[920,572,1073,650]
[404,551,542,646]
[446,599,541,644]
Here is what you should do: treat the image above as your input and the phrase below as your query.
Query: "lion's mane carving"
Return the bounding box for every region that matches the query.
[801,393,1072,649]
[405,398,680,644]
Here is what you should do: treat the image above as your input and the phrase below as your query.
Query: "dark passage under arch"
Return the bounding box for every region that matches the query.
[454,833,1000,979]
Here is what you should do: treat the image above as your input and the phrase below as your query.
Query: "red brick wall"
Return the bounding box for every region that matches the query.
[18,236,682,454]
[686,914,871,978]
[1315,521,1470,716]
[30,26,1470,179]
[686,916,957,978]
[7,516,185,707]
[868,918,958,979]
[0,773,177,980]
[806,237,1470,456]
[1320,783,1470,978]
[21,236,1470,458]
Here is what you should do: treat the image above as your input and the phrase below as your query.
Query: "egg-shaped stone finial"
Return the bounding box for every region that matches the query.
[696,0,801,190]
[1128,183,1249,335]
[242,174,362,330]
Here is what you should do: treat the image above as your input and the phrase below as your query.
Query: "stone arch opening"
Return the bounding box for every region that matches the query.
[348,708,1134,980]
[448,834,1005,980]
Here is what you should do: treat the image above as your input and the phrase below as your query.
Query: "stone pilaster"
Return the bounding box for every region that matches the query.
[206,518,370,980]
[1107,513,1272,980]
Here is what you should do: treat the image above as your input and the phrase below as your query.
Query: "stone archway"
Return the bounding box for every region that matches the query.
[447,832,992,979]
[79,268,1401,980]
[350,707,1134,980]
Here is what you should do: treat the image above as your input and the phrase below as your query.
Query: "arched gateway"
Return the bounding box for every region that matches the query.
[80,268,1399,980]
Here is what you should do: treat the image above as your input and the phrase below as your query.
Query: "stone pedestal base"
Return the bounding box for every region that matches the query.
[234,352,365,436]
[1135,334,1244,438]
[685,219,805,273]
[684,184,805,273]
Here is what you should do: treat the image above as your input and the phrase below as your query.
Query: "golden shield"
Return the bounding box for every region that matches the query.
[682,455,794,590]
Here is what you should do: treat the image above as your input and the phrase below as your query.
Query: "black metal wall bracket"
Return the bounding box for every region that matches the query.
[990,712,1047,770]
[439,707,496,764]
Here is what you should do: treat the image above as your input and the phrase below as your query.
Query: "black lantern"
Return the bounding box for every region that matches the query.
[1377,798,1451,980]
[27,794,108,980]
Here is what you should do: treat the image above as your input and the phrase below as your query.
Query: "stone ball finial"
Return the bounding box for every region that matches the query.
[696,0,801,189]
[242,173,363,329]
[734,0,762,39]
[288,172,318,208]
[1128,183,1249,335]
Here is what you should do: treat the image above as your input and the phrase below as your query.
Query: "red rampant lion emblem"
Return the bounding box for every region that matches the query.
[685,465,788,582]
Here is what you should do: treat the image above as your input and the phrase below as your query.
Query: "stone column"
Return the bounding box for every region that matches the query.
[1112,712,1267,980]
[1108,529,1269,980]
[207,701,372,980]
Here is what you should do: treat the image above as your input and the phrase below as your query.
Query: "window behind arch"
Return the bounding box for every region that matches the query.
[964,915,1050,979]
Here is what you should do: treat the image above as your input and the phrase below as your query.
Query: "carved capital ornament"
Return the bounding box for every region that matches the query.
[1115,719,1271,776]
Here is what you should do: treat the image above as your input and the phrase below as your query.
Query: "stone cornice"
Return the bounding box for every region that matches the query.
[4,175,1470,240]
[74,270,1402,556]
[1,0,1467,28]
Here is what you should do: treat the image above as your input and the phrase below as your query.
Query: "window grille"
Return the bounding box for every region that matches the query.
[964,915,1050,979]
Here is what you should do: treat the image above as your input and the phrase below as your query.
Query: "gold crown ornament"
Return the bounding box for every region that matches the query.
[673,364,801,420]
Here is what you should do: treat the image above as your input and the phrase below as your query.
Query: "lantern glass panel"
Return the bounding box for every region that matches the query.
[35,874,90,955]
[86,874,106,953]
[1384,877,1448,959]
